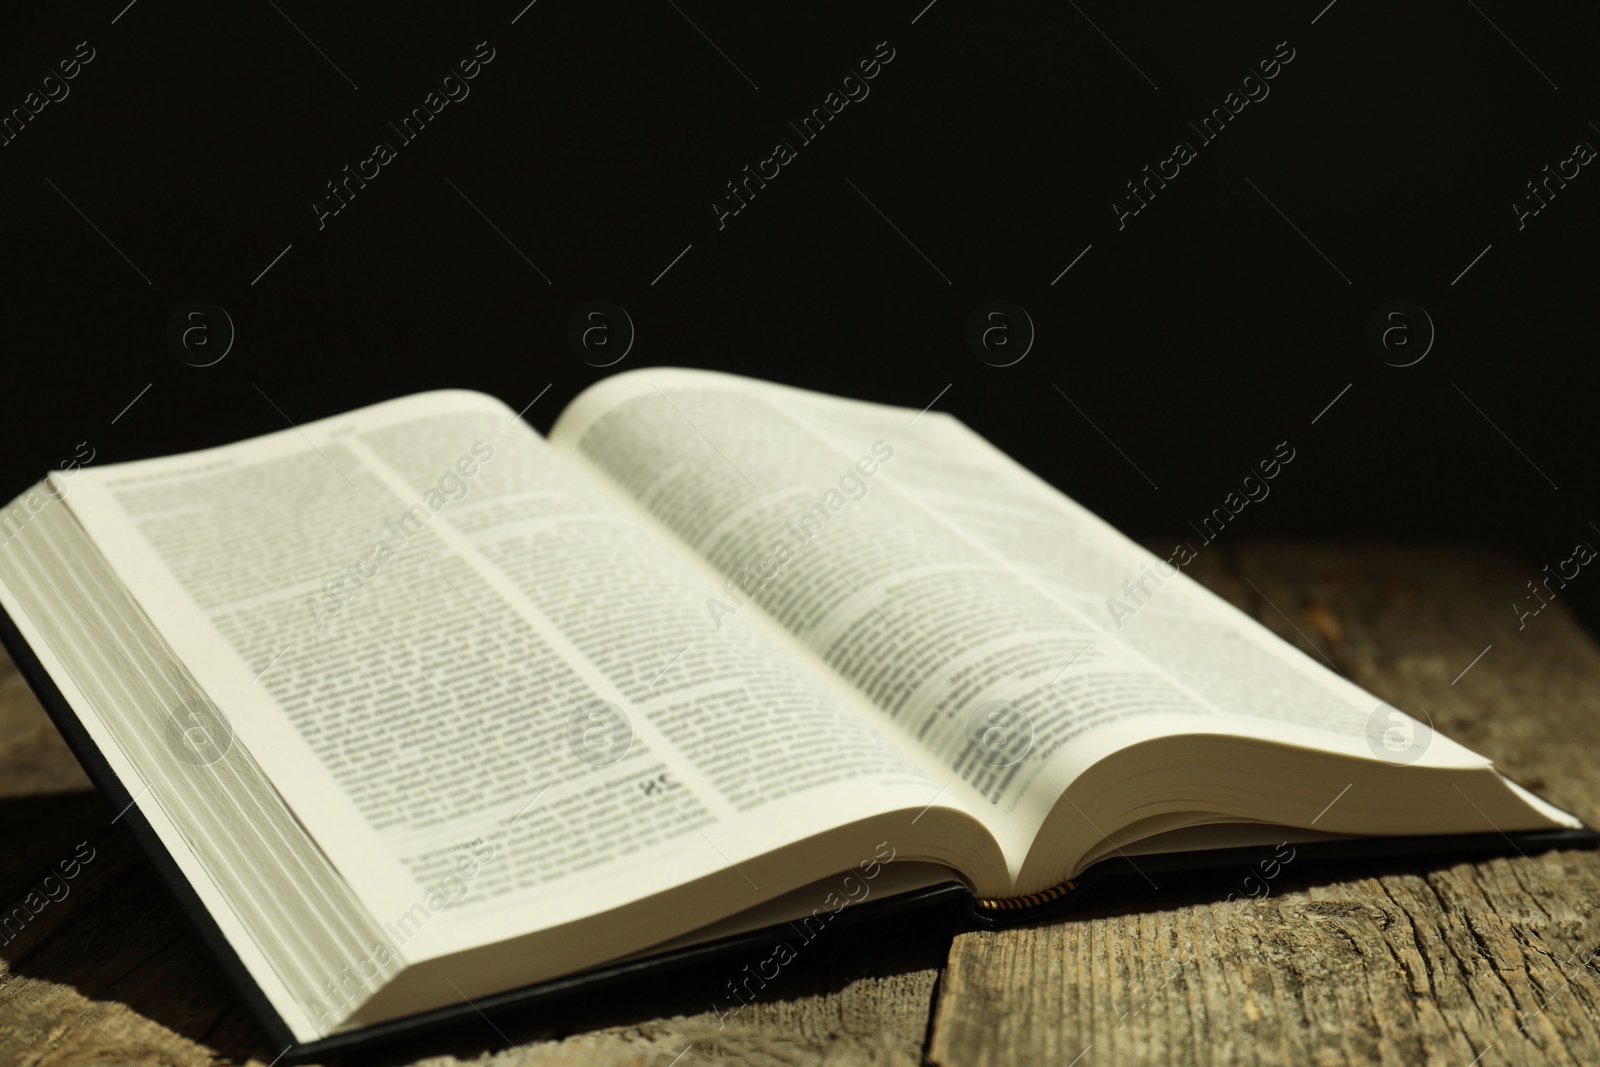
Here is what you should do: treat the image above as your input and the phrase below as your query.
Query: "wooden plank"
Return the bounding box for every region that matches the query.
[383,908,949,1067]
[929,543,1600,1067]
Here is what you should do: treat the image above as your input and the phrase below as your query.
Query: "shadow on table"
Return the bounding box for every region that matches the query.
[0,790,270,1063]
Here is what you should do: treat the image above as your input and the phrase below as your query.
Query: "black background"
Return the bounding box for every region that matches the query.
[2,1,1597,633]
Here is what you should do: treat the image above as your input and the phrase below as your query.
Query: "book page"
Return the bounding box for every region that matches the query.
[549,369,1494,874]
[55,390,986,963]
[793,394,1497,766]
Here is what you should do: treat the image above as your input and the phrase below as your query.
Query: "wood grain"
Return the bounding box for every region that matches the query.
[931,544,1600,1067]
[3,544,1599,1065]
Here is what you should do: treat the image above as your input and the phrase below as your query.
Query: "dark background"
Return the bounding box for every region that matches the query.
[2,1,1596,632]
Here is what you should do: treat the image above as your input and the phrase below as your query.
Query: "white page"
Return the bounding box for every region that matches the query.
[797,393,1495,765]
[550,369,1498,878]
[56,390,983,962]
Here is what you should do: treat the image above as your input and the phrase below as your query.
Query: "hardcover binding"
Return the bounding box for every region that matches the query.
[4,600,1597,1060]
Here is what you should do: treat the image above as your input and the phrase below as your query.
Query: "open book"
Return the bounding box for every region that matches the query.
[0,368,1587,1054]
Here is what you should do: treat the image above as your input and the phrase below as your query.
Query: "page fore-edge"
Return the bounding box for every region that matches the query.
[0,599,303,1054]
[5,601,1598,1060]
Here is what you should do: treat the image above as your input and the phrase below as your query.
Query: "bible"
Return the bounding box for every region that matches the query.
[0,368,1589,1058]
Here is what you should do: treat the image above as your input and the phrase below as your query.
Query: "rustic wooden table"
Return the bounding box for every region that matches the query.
[4,544,1599,1067]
